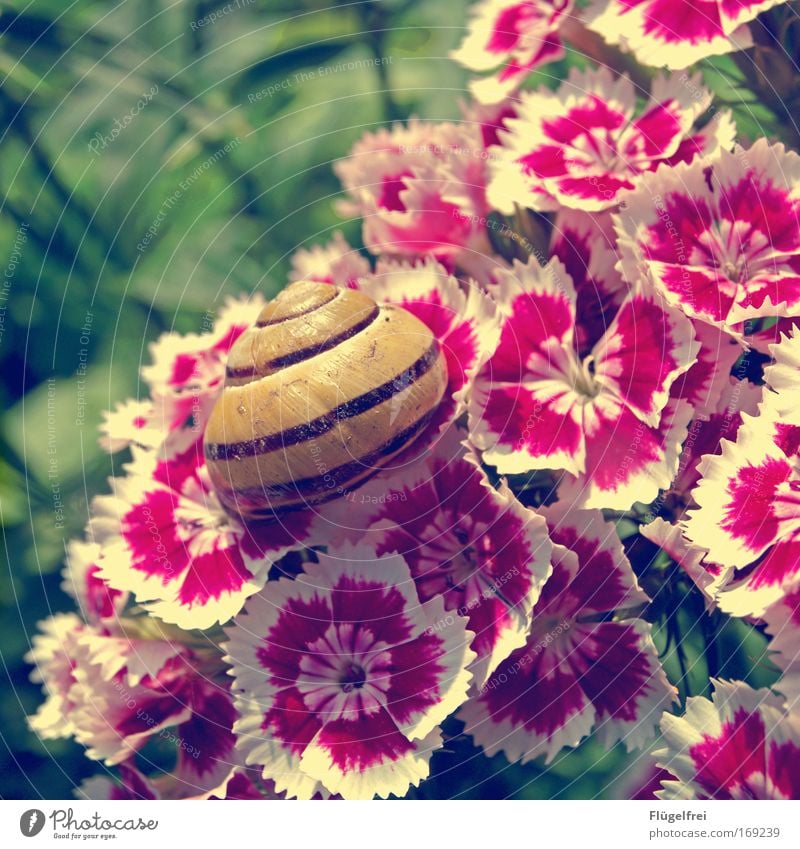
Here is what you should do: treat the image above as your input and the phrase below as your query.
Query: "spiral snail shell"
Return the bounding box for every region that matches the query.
[204,281,448,521]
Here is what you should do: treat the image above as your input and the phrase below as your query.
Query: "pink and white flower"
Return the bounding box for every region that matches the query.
[460,506,676,762]
[762,325,800,424]
[334,120,492,265]
[452,0,574,104]
[61,539,129,624]
[615,140,800,334]
[488,67,734,213]
[140,295,263,439]
[684,403,800,617]
[289,231,371,288]
[655,679,800,799]
[91,439,311,630]
[684,329,800,613]
[99,399,164,454]
[26,613,89,740]
[468,256,697,509]
[68,638,238,797]
[587,0,788,70]
[26,614,238,795]
[764,585,800,706]
[344,428,552,686]
[224,547,475,799]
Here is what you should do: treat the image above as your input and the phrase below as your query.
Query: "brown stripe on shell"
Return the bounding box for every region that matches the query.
[207,340,441,461]
[226,304,379,381]
[256,283,339,326]
[215,410,433,518]
[206,348,446,491]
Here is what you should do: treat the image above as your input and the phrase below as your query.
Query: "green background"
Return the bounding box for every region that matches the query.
[0,0,779,800]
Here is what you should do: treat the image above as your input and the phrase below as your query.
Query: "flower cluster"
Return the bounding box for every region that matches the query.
[27,0,800,802]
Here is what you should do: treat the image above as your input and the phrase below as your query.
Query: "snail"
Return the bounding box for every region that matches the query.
[204,280,448,521]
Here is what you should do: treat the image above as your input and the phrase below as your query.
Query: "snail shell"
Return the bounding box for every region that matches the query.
[204,281,448,521]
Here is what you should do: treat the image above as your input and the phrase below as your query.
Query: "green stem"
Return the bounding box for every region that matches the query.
[559,17,653,93]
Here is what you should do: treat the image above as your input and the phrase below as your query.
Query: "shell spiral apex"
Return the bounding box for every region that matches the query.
[203,280,448,521]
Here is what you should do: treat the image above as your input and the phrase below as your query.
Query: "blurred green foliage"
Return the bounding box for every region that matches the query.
[0,0,779,800]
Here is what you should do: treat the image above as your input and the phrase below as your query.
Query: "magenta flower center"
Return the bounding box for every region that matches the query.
[694,221,770,285]
[528,339,600,401]
[297,623,392,720]
[339,663,367,692]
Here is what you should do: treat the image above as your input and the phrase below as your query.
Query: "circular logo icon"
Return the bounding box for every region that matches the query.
[19,810,46,837]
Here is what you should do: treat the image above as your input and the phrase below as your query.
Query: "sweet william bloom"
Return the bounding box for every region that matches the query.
[289,231,370,289]
[468,256,697,509]
[684,405,800,617]
[61,539,128,624]
[346,427,552,687]
[25,613,89,740]
[685,331,800,616]
[587,0,787,70]
[98,398,164,454]
[139,295,263,439]
[26,613,238,797]
[451,1,573,104]
[615,140,800,334]
[225,547,476,800]
[488,67,734,213]
[334,120,492,265]
[66,634,238,797]
[655,679,800,799]
[91,439,313,630]
[764,585,800,706]
[460,506,676,763]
